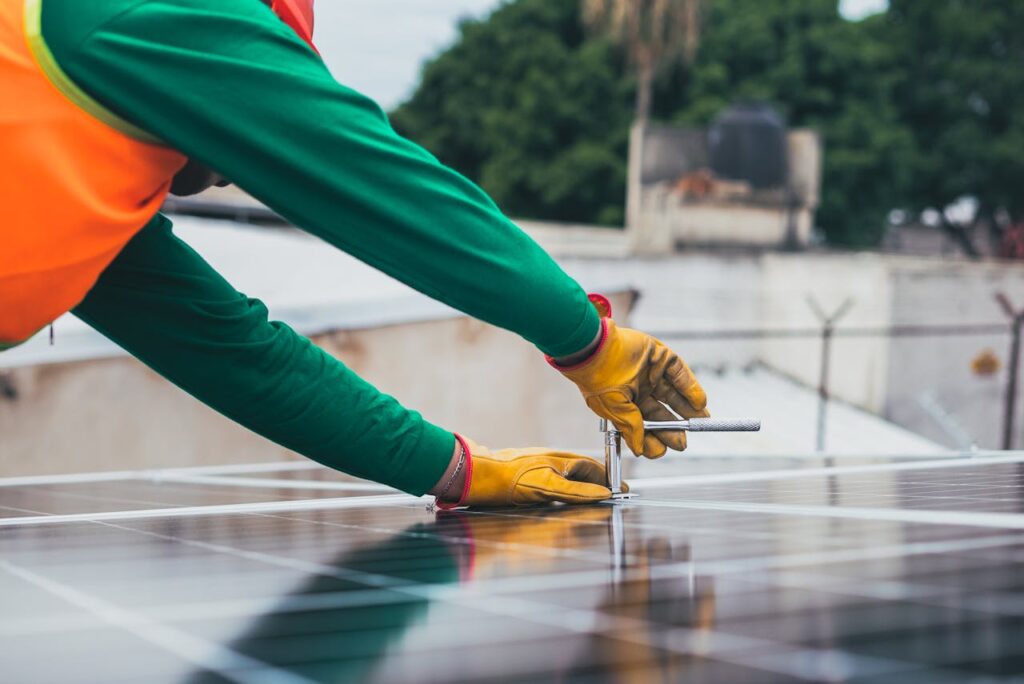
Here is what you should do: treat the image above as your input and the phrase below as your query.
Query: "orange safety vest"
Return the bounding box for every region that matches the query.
[0,0,187,346]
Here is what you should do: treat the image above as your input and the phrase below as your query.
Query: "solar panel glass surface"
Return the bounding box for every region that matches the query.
[1,454,1022,683]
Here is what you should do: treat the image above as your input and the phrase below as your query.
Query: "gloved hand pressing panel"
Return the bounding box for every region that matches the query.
[550,295,709,459]
[437,437,626,508]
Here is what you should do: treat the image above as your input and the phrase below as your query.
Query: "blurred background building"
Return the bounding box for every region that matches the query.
[626,107,822,252]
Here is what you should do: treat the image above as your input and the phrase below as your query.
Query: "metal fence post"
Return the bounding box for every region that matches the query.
[807,296,854,453]
[995,293,1024,450]
[0,370,16,401]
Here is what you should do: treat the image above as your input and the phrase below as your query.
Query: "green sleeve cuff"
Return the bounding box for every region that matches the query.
[536,298,602,358]
[392,424,456,497]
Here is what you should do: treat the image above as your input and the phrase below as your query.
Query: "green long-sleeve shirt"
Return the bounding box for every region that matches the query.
[34,0,601,494]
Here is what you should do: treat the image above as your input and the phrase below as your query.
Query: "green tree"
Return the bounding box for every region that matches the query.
[394,0,1020,248]
[583,0,705,122]
[391,0,632,226]
[887,0,1024,253]
[666,0,914,246]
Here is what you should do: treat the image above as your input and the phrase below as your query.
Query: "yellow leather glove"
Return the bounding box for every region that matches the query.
[439,437,626,508]
[550,295,708,459]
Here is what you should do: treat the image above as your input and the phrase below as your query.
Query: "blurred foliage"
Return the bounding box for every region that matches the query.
[663,0,914,246]
[390,0,632,226]
[888,0,1024,234]
[392,0,1022,244]
[583,0,704,121]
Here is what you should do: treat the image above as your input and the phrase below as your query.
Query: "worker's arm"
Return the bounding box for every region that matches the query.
[43,0,600,359]
[73,216,613,503]
[72,215,455,495]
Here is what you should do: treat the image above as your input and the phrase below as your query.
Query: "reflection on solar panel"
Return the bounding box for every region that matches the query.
[2,453,1023,683]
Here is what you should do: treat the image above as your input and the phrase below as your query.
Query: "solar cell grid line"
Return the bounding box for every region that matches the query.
[647,465,1024,505]
[0,459,326,488]
[0,503,49,516]
[3,476,392,516]
[741,567,1024,617]
[0,493,421,527]
[625,498,1024,529]
[0,473,411,508]
[623,451,1024,489]
[2,482,237,515]
[158,473,393,491]
[2,480,326,532]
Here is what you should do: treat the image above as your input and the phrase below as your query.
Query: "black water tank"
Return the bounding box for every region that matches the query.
[709,103,787,189]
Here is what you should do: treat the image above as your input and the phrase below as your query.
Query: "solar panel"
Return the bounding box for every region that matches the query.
[1,453,1022,683]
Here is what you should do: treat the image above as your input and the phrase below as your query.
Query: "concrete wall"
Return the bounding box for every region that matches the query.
[636,196,815,251]
[0,359,302,476]
[557,254,763,367]
[553,251,1024,450]
[758,253,894,414]
[885,261,1024,449]
[558,253,894,413]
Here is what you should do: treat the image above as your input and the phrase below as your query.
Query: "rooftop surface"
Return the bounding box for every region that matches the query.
[678,367,946,457]
[2,451,1022,683]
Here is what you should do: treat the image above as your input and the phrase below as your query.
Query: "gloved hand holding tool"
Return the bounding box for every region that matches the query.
[433,295,707,508]
[435,437,628,508]
[549,295,709,459]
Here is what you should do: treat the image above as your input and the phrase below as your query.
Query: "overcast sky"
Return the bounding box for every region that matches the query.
[314,0,891,111]
[315,0,502,110]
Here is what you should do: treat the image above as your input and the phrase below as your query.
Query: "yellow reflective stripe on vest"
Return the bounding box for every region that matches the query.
[23,0,163,145]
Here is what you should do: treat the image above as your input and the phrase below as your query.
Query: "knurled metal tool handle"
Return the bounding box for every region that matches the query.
[642,418,761,432]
